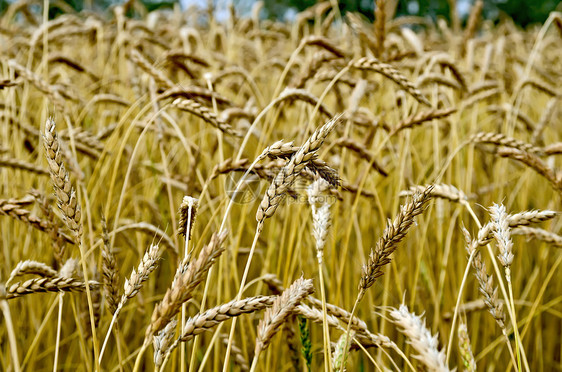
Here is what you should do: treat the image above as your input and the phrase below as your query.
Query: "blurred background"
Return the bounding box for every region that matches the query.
[1,0,561,29]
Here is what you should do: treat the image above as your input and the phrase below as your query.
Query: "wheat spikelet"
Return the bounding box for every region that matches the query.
[177,196,198,238]
[99,243,162,361]
[308,179,332,264]
[256,115,343,223]
[458,322,476,372]
[497,148,562,196]
[0,195,58,236]
[389,303,450,372]
[0,156,49,175]
[172,98,241,137]
[470,132,543,155]
[512,227,562,248]
[6,276,99,299]
[506,209,557,227]
[101,216,120,314]
[43,118,82,240]
[294,303,395,349]
[350,57,431,106]
[333,331,354,372]
[59,127,104,157]
[400,183,468,203]
[490,204,514,278]
[543,142,562,156]
[258,140,340,185]
[166,295,276,356]
[462,227,506,331]
[7,60,66,111]
[146,231,227,338]
[219,333,250,371]
[262,274,370,334]
[281,317,302,371]
[359,186,434,298]
[391,107,456,135]
[7,260,58,283]
[255,278,314,355]
[153,319,177,368]
[122,244,161,302]
[210,158,274,180]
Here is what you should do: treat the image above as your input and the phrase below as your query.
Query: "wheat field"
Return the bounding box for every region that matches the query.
[1,1,561,371]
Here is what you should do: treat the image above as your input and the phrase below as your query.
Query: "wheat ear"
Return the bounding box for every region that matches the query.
[99,244,161,363]
[146,231,227,339]
[359,185,434,300]
[101,215,120,314]
[250,278,314,372]
[389,303,451,372]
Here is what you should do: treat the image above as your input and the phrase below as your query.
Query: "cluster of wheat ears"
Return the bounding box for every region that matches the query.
[0,0,561,371]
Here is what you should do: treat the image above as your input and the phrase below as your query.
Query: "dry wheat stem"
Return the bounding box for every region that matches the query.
[308,178,334,370]
[42,117,100,366]
[0,296,20,372]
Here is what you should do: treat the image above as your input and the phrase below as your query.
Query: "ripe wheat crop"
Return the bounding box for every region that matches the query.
[0,1,561,371]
